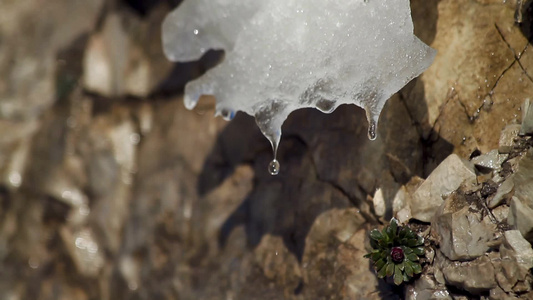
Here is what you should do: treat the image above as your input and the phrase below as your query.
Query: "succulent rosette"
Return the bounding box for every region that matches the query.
[364,218,425,285]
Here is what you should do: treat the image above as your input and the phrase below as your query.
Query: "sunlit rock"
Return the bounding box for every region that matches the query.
[410,154,476,222]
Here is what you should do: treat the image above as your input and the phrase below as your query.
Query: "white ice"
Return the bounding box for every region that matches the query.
[162,0,436,174]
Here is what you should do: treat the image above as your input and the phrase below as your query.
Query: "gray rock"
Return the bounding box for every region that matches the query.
[410,154,477,222]
[489,286,518,300]
[405,275,451,300]
[494,230,533,293]
[508,197,533,242]
[498,124,521,154]
[373,188,386,218]
[471,149,508,170]
[432,191,498,261]
[512,153,533,208]
[491,205,510,223]
[520,98,533,135]
[438,253,497,294]
[488,176,514,208]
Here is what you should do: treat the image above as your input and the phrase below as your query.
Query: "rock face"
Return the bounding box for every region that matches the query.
[432,190,498,261]
[409,154,476,222]
[507,152,533,242]
[0,0,532,299]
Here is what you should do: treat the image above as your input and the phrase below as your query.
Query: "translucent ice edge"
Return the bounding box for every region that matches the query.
[162,0,436,175]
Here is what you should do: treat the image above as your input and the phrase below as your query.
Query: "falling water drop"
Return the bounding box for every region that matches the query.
[220,109,235,121]
[367,119,377,140]
[268,159,280,175]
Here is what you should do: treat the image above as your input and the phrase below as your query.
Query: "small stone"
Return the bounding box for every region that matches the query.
[372,188,385,218]
[480,180,498,197]
[433,192,497,261]
[410,154,477,222]
[396,207,412,224]
[507,197,533,242]
[471,149,508,170]
[488,176,514,208]
[439,254,497,294]
[392,186,408,216]
[489,286,516,300]
[520,98,533,135]
[405,274,451,300]
[498,124,521,154]
[491,205,509,223]
[512,154,533,208]
[495,230,533,292]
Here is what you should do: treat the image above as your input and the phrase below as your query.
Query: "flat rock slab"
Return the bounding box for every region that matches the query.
[410,154,477,222]
[432,191,497,261]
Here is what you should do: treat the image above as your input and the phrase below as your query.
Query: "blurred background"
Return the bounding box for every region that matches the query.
[0,0,531,299]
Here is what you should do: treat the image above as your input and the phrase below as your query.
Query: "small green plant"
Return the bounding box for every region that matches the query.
[364,218,425,285]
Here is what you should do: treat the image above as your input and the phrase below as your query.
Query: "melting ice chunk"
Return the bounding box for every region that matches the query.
[162,0,436,173]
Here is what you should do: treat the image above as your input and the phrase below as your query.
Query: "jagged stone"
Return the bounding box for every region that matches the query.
[438,253,497,295]
[494,230,533,293]
[372,188,386,218]
[471,149,508,170]
[489,286,519,300]
[520,98,533,135]
[405,274,451,300]
[488,176,514,208]
[491,205,510,223]
[432,191,498,261]
[508,197,533,242]
[410,154,477,222]
[512,153,533,208]
[498,124,521,154]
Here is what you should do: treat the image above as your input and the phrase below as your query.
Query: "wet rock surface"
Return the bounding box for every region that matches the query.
[0,0,533,299]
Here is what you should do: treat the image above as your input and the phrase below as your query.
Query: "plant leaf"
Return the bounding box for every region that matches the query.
[397,261,405,271]
[390,219,398,237]
[412,263,422,274]
[399,226,408,239]
[375,258,386,271]
[407,253,419,262]
[407,238,420,247]
[393,265,403,285]
[402,246,413,254]
[404,262,414,277]
[369,229,382,241]
[413,247,425,256]
[378,263,388,278]
[386,262,394,277]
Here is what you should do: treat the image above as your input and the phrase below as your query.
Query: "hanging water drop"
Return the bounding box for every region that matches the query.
[367,119,377,140]
[268,159,280,175]
[220,109,235,121]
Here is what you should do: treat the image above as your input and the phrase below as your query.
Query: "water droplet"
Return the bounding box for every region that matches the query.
[9,172,21,187]
[28,257,39,269]
[193,29,199,35]
[268,159,280,175]
[220,109,235,121]
[130,133,140,145]
[368,120,377,140]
